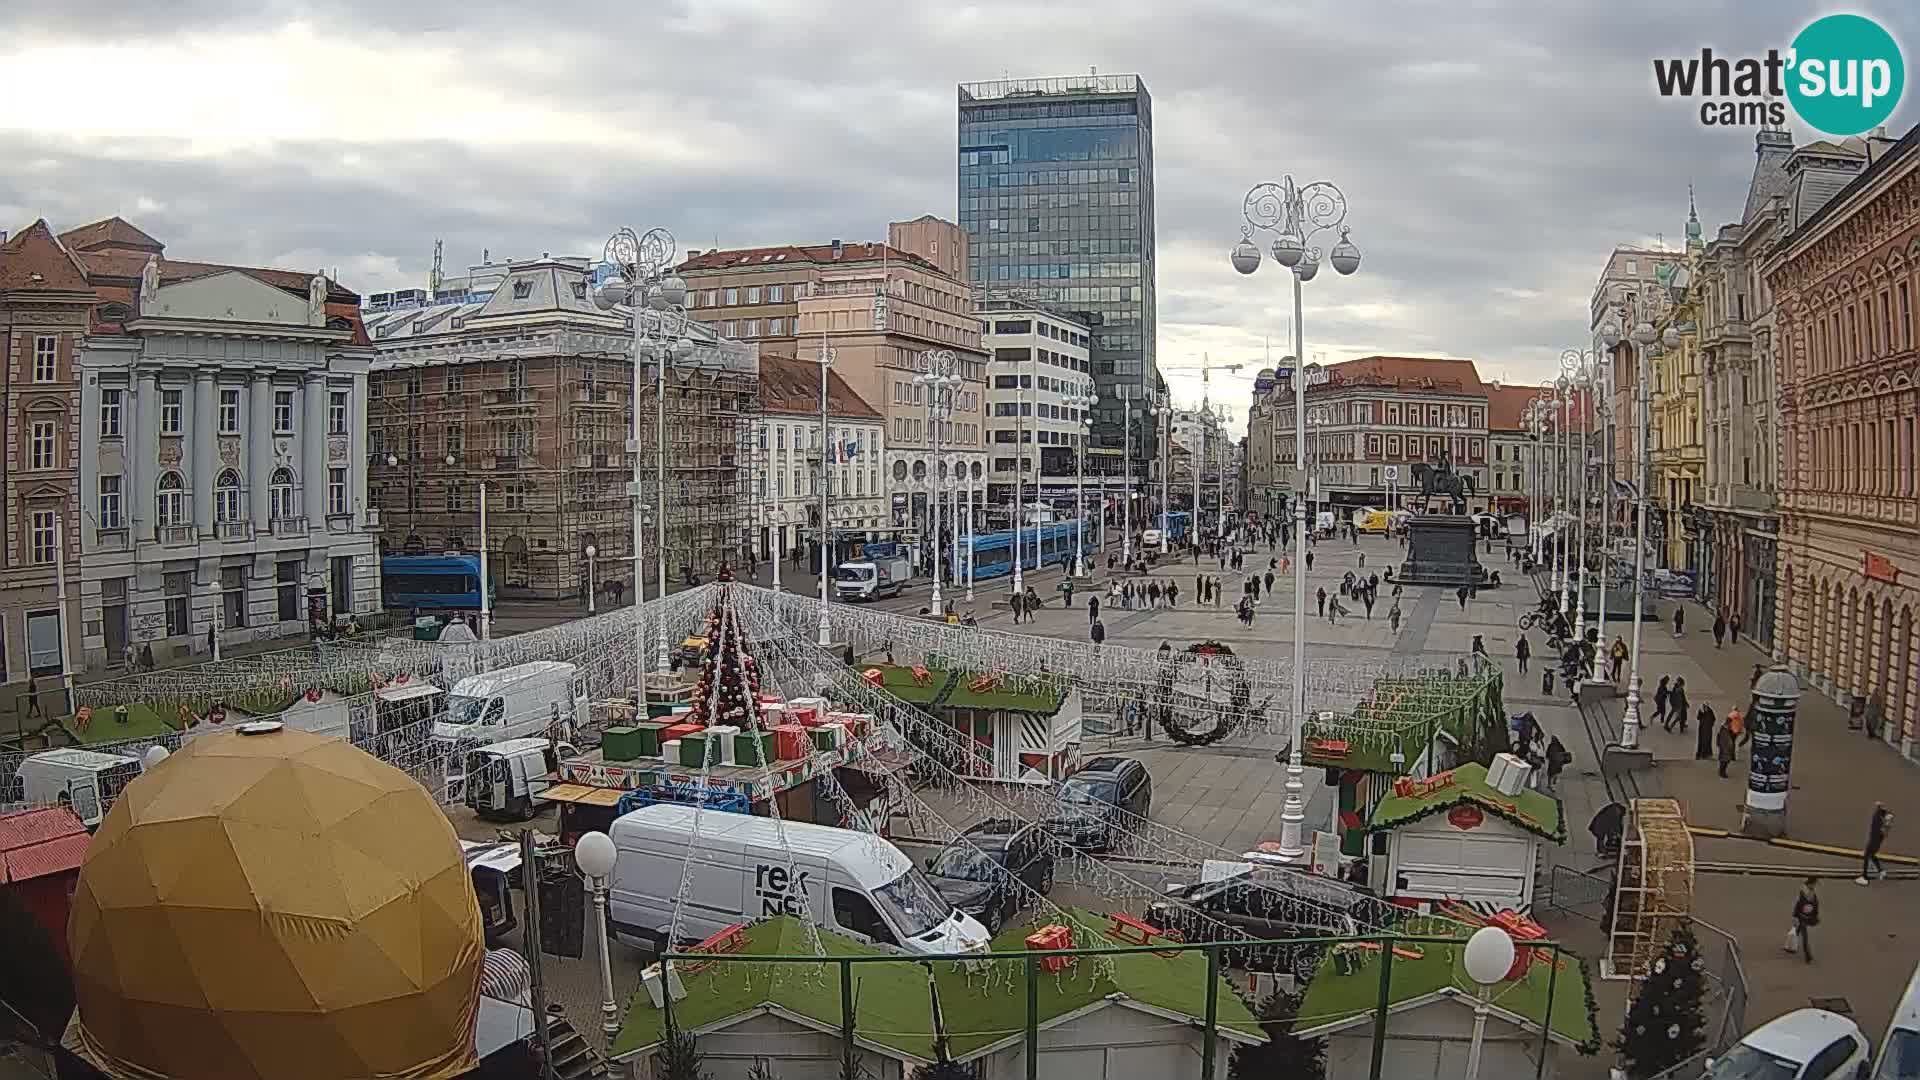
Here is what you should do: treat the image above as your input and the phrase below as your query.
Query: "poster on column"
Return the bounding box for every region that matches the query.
[1746,699,1794,812]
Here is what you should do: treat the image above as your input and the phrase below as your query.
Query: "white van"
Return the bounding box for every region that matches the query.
[13,748,145,827]
[436,661,588,764]
[1873,960,1920,1079]
[607,803,990,957]
[1707,1009,1870,1080]
[462,737,562,821]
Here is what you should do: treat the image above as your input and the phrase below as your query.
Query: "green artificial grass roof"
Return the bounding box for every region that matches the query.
[1367,762,1566,844]
[64,703,178,745]
[861,663,1067,716]
[1301,713,1428,775]
[1295,917,1599,1052]
[610,910,1262,1063]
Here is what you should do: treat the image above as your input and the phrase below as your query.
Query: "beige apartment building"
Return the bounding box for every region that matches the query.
[680,222,989,536]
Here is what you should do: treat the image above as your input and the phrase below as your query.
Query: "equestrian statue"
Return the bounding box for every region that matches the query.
[1408,448,1474,515]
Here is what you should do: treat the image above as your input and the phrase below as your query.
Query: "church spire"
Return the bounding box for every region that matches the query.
[1685,183,1704,251]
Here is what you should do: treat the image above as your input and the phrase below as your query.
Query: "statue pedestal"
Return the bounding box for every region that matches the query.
[1395,515,1491,587]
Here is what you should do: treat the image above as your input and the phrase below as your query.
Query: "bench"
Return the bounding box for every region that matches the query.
[682,922,750,974]
[1106,912,1184,956]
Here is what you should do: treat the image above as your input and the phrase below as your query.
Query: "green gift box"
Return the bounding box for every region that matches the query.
[646,702,678,720]
[677,733,710,768]
[601,726,643,762]
[810,726,845,753]
[633,721,671,758]
[733,730,777,767]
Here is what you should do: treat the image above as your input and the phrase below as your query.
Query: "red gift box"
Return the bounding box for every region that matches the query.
[786,704,822,726]
[1025,924,1075,973]
[773,724,809,761]
[661,721,705,743]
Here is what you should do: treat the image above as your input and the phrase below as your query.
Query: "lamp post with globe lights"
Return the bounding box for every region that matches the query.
[592,226,692,674]
[1462,925,1518,1080]
[1591,350,1617,657]
[1617,315,1660,750]
[1560,346,1605,643]
[572,831,621,1049]
[1231,174,1361,861]
[915,351,961,617]
[813,332,836,647]
[1554,374,1574,617]
[585,545,598,615]
[1151,393,1172,554]
[1070,388,1097,577]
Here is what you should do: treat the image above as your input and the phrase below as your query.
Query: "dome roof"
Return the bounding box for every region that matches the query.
[69,726,484,1080]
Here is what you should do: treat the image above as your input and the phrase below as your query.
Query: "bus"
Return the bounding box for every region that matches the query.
[952,519,1098,582]
[381,554,491,612]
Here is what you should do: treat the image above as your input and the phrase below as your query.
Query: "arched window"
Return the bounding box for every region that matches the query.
[156,472,185,526]
[215,469,242,523]
[270,467,296,522]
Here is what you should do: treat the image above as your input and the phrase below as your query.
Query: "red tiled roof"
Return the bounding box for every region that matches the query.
[75,244,370,346]
[758,354,883,419]
[1485,382,1596,431]
[0,220,93,293]
[1324,355,1487,394]
[58,216,164,255]
[0,806,88,882]
[679,242,939,275]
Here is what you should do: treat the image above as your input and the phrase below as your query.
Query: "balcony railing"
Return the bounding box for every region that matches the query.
[155,524,198,546]
[94,526,130,552]
[270,515,308,537]
[215,520,254,542]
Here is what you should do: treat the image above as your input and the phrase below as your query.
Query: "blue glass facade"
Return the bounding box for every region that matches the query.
[958,77,1157,462]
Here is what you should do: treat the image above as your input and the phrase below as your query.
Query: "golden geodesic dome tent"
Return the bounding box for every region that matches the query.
[67,724,484,1080]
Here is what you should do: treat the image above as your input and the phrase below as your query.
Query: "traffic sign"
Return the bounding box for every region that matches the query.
[1384,466,1399,481]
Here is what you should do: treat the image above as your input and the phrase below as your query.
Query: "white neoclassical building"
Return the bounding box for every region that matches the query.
[67,221,378,669]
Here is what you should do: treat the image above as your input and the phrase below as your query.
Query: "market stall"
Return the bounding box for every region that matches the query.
[1365,760,1564,913]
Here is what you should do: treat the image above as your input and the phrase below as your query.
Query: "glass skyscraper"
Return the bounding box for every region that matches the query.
[957,74,1157,465]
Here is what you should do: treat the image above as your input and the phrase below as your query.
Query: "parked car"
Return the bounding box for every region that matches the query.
[1706,1008,1869,1079]
[1040,757,1152,853]
[924,818,1056,935]
[1145,863,1359,977]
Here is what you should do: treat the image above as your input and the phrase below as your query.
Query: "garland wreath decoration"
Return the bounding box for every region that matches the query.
[1153,640,1253,746]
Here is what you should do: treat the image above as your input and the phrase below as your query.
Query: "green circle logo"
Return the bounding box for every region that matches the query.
[1787,14,1904,136]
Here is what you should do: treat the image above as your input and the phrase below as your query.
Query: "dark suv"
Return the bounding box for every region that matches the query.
[1145,866,1359,976]
[924,818,1056,935]
[1040,756,1152,853]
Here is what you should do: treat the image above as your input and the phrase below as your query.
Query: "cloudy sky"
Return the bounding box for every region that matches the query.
[3,0,1913,416]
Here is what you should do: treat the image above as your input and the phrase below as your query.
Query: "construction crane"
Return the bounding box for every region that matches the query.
[1158,355,1247,540]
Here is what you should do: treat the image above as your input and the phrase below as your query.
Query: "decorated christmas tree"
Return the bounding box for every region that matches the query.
[1616,922,1708,1078]
[686,578,763,729]
[1229,988,1326,1080]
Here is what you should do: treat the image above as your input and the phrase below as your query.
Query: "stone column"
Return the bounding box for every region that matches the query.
[135,369,161,530]
[302,373,327,525]
[249,372,273,525]
[348,372,369,526]
[192,372,216,533]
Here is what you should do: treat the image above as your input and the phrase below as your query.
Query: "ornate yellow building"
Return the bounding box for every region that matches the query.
[1648,197,1709,571]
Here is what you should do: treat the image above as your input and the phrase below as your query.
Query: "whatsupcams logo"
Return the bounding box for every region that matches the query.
[1653,14,1904,135]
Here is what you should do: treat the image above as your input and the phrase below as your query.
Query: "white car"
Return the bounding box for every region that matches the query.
[1706,1008,1870,1079]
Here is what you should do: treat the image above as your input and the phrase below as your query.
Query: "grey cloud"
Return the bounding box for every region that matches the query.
[4,0,1918,403]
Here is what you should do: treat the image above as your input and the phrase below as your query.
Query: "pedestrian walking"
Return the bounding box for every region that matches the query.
[1090,617,1106,646]
[1196,574,1204,602]
[1669,678,1690,733]
[1362,591,1375,619]
[1653,676,1671,728]
[1388,604,1402,634]
[1672,605,1685,636]
[1750,664,1764,691]
[1167,582,1180,608]
[1609,637,1628,683]
[1263,570,1275,596]
[1147,581,1162,609]
[1062,578,1075,609]
[1788,878,1819,963]
[1859,801,1893,885]
[1694,704,1715,760]
[1715,719,1738,778]
[1544,735,1571,792]
[1088,595,1100,625]
[1358,551,1366,569]
[1713,610,1727,648]
[1515,636,1531,674]
[1316,587,1327,618]
[1455,586,1469,611]
[1249,576,1261,603]
[1327,596,1347,624]
[1471,634,1489,666]
[23,677,42,721]
[1305,551,1314,572]
[1730,613,1743,642]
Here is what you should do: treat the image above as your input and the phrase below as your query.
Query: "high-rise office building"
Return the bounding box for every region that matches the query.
[957,73,1157,470]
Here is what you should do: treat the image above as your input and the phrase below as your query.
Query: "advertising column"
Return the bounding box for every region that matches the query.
[1742,666,1800,837]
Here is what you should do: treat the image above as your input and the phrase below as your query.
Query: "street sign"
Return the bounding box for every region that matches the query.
[1384,466,1399,482]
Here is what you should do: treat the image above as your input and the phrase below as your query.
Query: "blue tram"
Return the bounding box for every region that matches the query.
[950,518,1100,582]
[381,554,491,611]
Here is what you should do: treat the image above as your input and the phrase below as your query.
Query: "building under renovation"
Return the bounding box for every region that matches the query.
[361,251,760,601]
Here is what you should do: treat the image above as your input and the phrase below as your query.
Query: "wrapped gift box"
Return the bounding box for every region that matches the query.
[761,704,787,728]
[734,729,778,767]
[1025,925,1075,973]
[826,711,869,735]
[661,739,681,765]
[677,733,711,768]
[645,702,679,720]
[772,724,810,761]
[787,696,828,725]
[661,720,704,743]
[810,724,846,753]
[642,961,687,1007]
[631,721,672,758]
[600,726,644,762]
[706,725,742,765]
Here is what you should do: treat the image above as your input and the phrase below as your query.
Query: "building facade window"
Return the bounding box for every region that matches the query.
[29,419,56,470]
[274,390,295,433]
[215,470,242,523]
[161,389,182,434]
[219,388,240,433]
[329,391,349,435]
[100,389,123,438]
[270,468,296,522]
[328,467,349,516]
[28,509,56,565]
[156,472,186,527]
[32,335,56,383]
[222,566,247,629]
[98,475,123,529]
[165,571,192,636]
[276,561,302,622]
